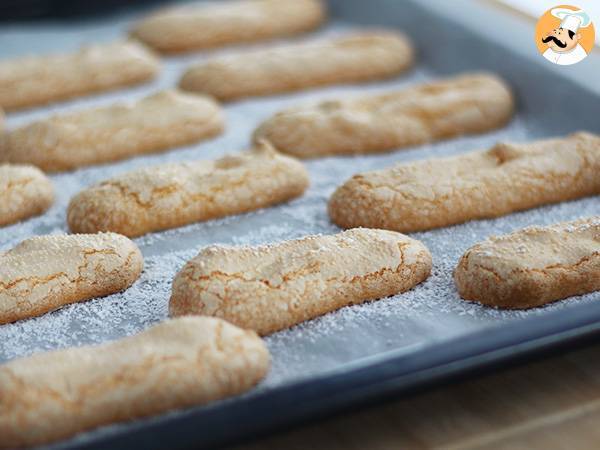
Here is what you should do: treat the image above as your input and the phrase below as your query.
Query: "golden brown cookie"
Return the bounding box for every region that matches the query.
[67,141,309,237]
[0,316,269,448]
[0,233,143,324]
[253,72,514,158]
[0,41,160,111]
[131,0,326,54]
[179,31,414,101]
[0,90,224,172]
[329,132,600,232]
[454,217,600,309]
[0,164,54,226]
[170,228,432,335]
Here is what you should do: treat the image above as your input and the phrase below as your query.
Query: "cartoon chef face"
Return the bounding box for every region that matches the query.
[538,7,593,66]
[542,26,581,53]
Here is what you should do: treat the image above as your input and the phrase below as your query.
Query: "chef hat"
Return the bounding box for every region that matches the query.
[561,14,582,33]
[551,8,592,33]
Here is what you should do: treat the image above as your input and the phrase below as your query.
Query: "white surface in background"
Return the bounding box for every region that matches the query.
[497,0,600,46]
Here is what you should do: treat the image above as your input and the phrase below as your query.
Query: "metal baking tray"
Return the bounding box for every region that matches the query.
[1,0,599,448]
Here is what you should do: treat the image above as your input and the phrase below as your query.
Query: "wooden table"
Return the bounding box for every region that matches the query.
[233,341,600,449]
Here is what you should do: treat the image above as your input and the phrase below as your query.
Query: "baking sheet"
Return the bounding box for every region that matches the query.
[0,0,599,448]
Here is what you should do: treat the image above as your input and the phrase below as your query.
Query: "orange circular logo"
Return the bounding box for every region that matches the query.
[535,5,595,65]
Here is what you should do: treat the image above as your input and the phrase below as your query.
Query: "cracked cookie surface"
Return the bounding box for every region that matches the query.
[454,217,600,309]
[170,228,432,335]
[253,72,514,158]
[67,141,309,237]
[0,40,160,111]
[131,0,326,54]
[179,31,414,101]
[0,90,224,172]
[0,233,143,324]
[329,132,600,232]
[0,316,269,448]
[0,164,54,226]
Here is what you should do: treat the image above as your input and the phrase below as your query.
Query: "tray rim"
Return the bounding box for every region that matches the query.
[62,293,600,450]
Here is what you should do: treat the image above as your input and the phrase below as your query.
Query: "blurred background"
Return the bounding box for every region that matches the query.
[0,0,166,19]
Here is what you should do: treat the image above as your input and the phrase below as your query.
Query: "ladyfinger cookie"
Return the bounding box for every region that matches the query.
[253,73,514,158]
[0,90,224,172]
[454,217,600,309]
[179,31,414,101]
[170,228,432,335]
[0,316,269,448]
[329,132,600,232]
[0,164,54,226]
[131,0,326,54]
[0,233,143,324]
[67,141,309,237]
[0,40,160,111]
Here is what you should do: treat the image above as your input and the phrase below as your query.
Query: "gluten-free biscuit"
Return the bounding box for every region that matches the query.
[170,228,432,335]
[0,41,160,111]
[0,233,143,324]
[0,90,224,172]
[0,316,269,448]
[454,217,600,309]
[329,132,600,232]
[67,141,309,237]
[179,31,414,101]
[0,164,54,226]
[131,0,326,54]
[253,73,514,158]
